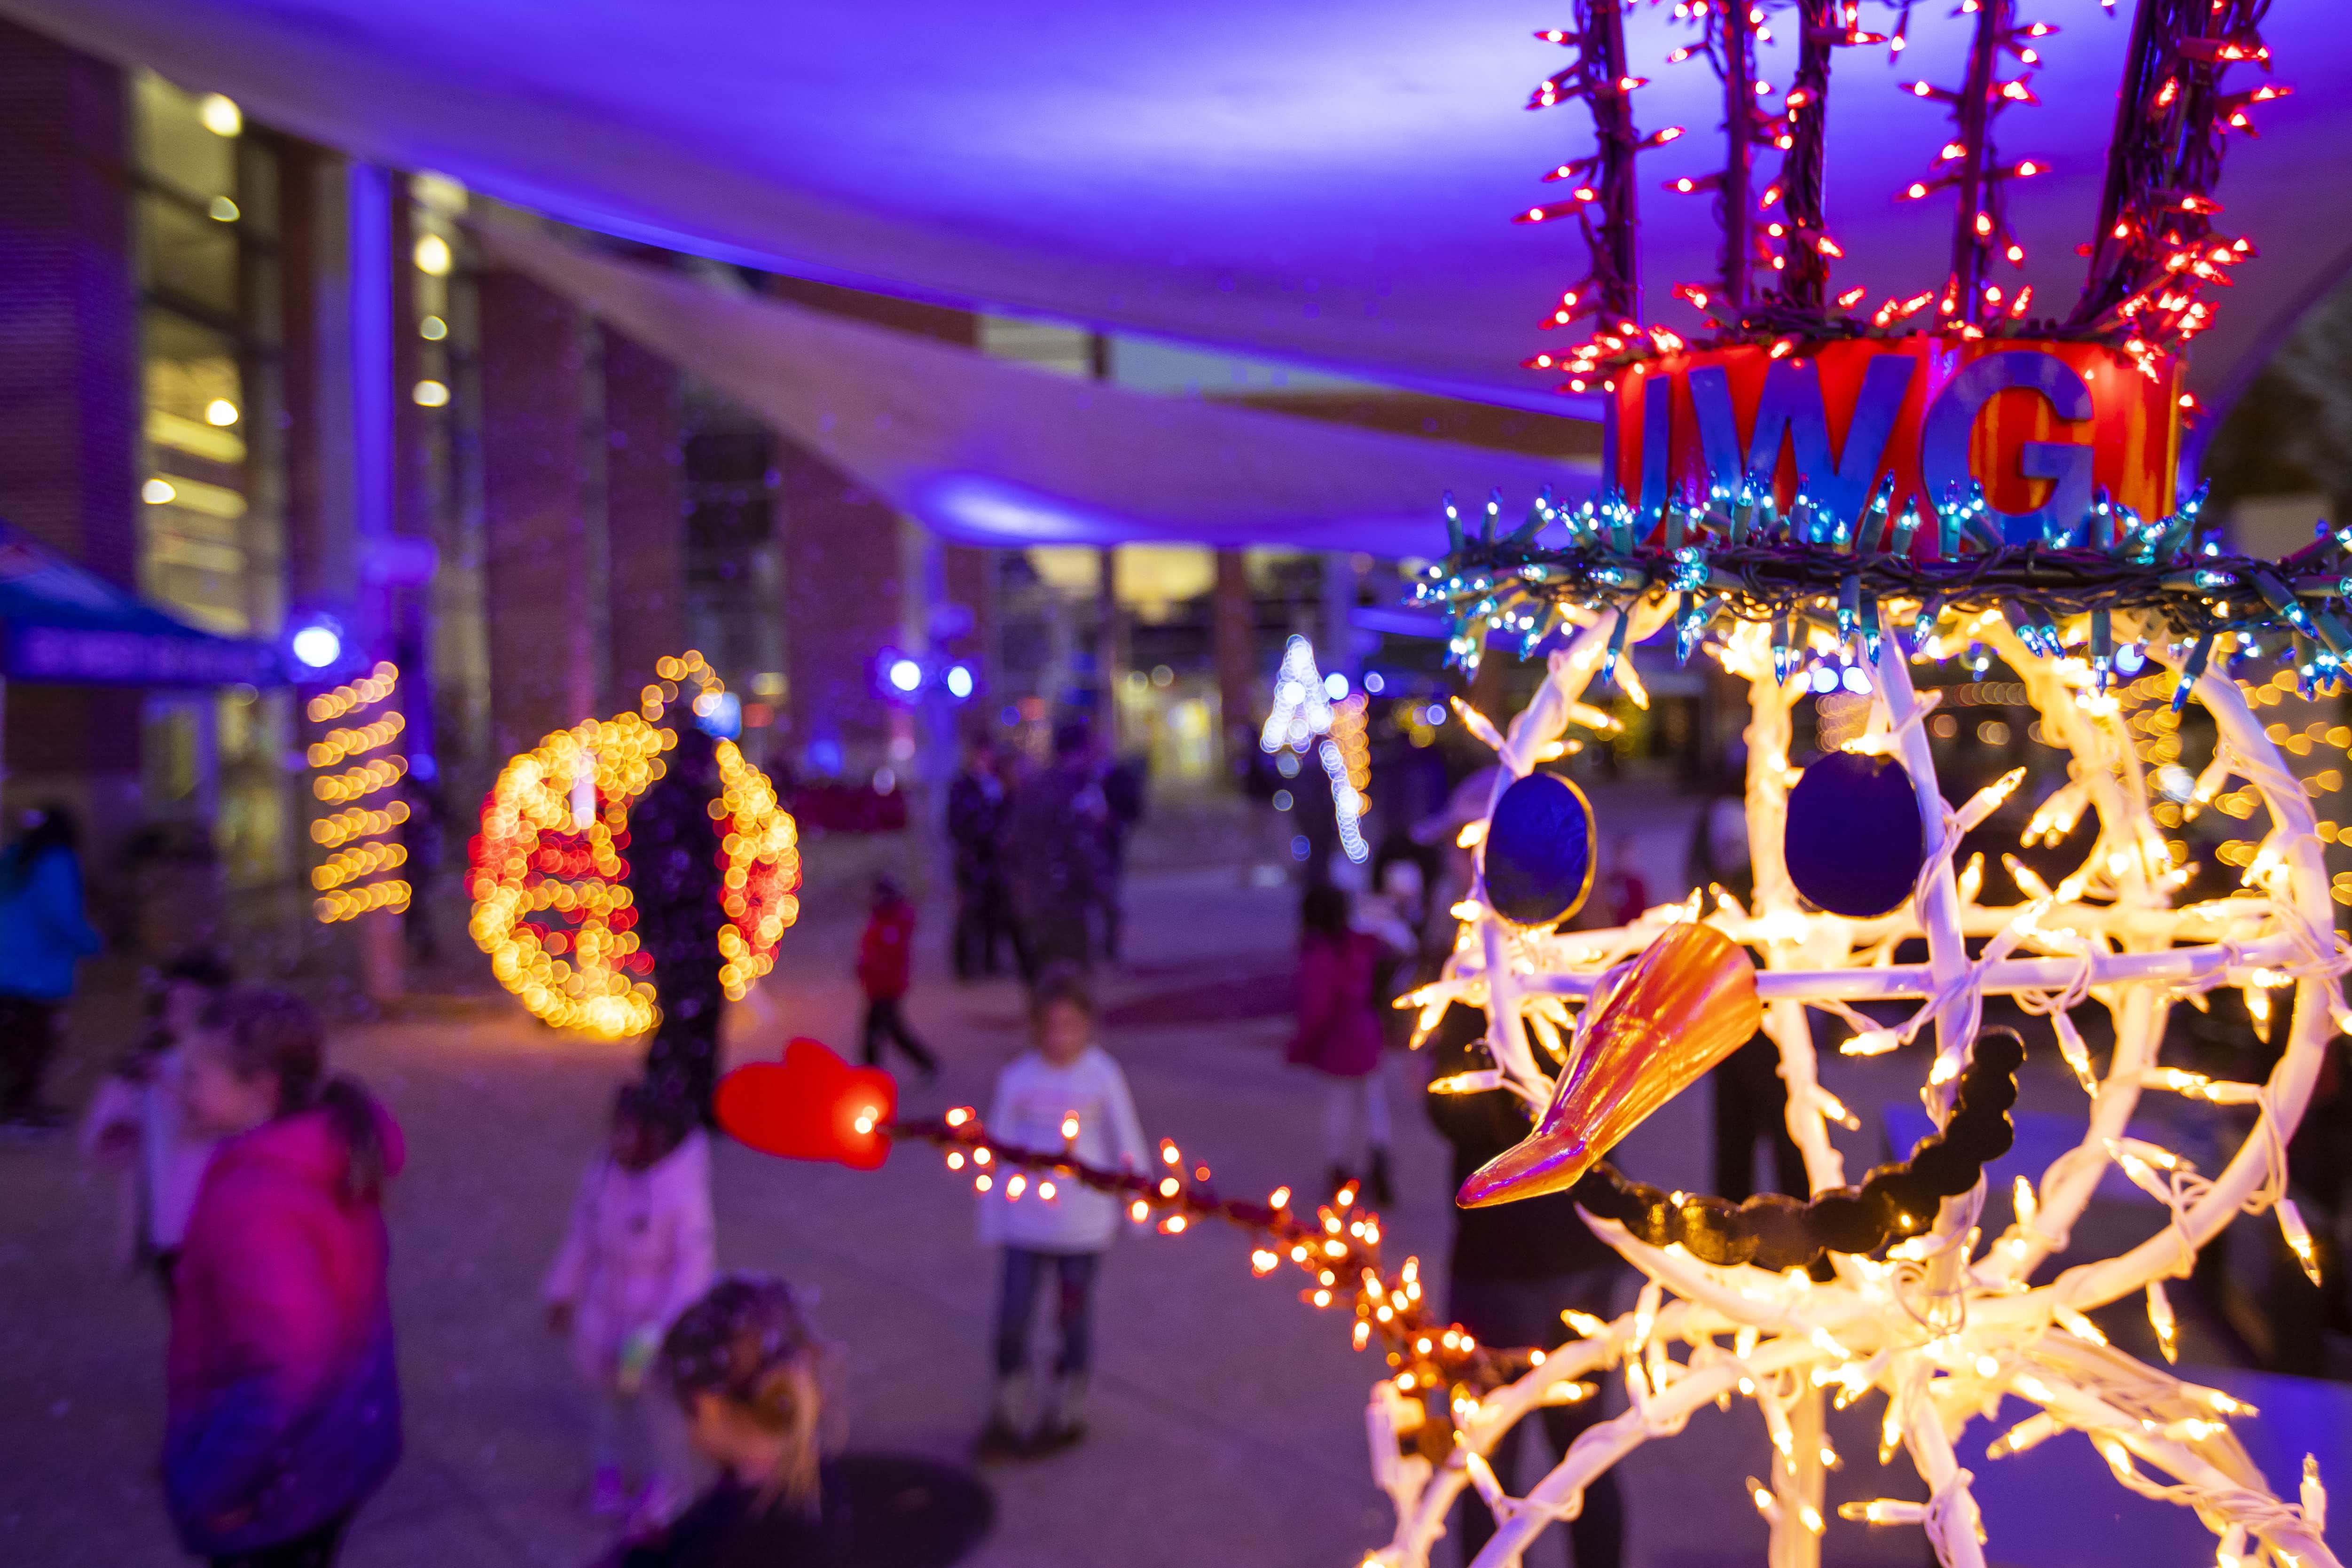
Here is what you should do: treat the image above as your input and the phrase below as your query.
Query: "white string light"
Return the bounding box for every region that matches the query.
[1362,601,2347,1568]
[1261,634,1372,863]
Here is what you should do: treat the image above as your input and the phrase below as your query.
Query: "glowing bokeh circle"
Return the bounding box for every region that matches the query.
[468,691,800,1040]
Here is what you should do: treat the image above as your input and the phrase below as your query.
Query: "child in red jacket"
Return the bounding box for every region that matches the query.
[857,875,939,1081]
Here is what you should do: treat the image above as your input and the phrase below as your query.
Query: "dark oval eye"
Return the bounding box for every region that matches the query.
[1480,769,1596,929]
[1784,750,1924,918]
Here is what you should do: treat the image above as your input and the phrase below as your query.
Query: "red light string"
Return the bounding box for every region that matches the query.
[1521,1,1673,380]
[1772,2,1836,314]
[1943,0,2029,324]
[1516,0,2283,371]
[897,1110,1528,1395]
[1712,0,1763,315]
[2067,0,2281,362]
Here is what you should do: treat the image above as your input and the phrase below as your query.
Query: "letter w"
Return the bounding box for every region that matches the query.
[1687,356,1915,532]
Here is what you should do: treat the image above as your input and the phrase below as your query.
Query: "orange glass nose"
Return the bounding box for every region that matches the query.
[1458,921,1761,1208]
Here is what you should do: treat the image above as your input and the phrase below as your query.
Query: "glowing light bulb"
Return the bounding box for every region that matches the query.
[291,624,343,670]
[198,94,242,137]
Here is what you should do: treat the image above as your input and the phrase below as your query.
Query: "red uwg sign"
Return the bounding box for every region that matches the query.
[1603,337,2182,546]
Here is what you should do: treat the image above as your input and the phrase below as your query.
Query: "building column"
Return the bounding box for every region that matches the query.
[602,329,684,711]
[940,543,997,700]
[777,439,902,779]
[478,269,597,753]
[0,22,142,836]
[384,188,440,772]
[1095,545,1123,747]
[1211,548,1258,774]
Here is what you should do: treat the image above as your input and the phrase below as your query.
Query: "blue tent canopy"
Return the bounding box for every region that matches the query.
[0,523,279,687]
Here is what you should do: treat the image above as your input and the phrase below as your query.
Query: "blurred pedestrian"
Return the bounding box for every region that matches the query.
[1000,720,1108,980]
[1684,752,1752,907]
[1588,831,1653,929]
[1712,1033,1809,1201]
[1098,753,1146,962]
[1365,841,1429,952]
[855,874,939,1081]
[1363,850,1432,1051]
[2269,1032,2350,1374]
[1681,760,1806,1200]
[613,1275,846,1567]
[1287,884,1399,1206]
[0,802,102,1130]
[976,968,1147,1458]
[165,991,403,1568]
[627,726,728,1122]
[547,1082,715,1530]
[946,737,1017,980]
[1423,1005,1625,1568]
[78,950,236,1297]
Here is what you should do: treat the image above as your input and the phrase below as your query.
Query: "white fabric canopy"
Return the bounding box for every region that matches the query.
[11,0,2347,427]
[471,215,1588,554]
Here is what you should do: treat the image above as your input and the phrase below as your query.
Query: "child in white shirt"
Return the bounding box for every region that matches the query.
[976,966,1147,1458]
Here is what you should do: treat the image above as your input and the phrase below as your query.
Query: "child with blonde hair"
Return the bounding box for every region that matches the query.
[613,1275,841,1566]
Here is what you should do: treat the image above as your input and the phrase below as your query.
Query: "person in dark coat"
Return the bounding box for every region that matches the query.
[998,721,1108,981]
[2271,1032,2351,1373]
[1712,1033,1810,1201]
[1423,1005,1625,1568]
[167,991,403,1568]
[945,739,1017,981]
[627,727,729,1122]
[1684,761,1805,1201]
[0,802,103,1129]
[1098,754,1146,962]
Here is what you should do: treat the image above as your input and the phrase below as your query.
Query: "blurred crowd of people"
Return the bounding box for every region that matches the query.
[944,720,1143,984]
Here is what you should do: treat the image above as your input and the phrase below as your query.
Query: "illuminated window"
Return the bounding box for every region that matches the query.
[133,70,290,889]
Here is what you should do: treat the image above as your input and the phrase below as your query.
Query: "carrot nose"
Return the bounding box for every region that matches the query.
[1458,921,1761,1209]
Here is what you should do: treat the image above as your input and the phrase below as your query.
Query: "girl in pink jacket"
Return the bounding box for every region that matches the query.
[166,990,403,1568]
[546,1083,717,1530]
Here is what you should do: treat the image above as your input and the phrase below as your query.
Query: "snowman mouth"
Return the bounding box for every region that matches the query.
[1568,1027,2025,1272]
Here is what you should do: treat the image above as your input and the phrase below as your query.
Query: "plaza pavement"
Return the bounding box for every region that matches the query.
[0,786,2263,1568]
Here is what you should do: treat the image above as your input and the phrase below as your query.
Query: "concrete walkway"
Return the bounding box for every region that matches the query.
[0,793,2281,1568]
